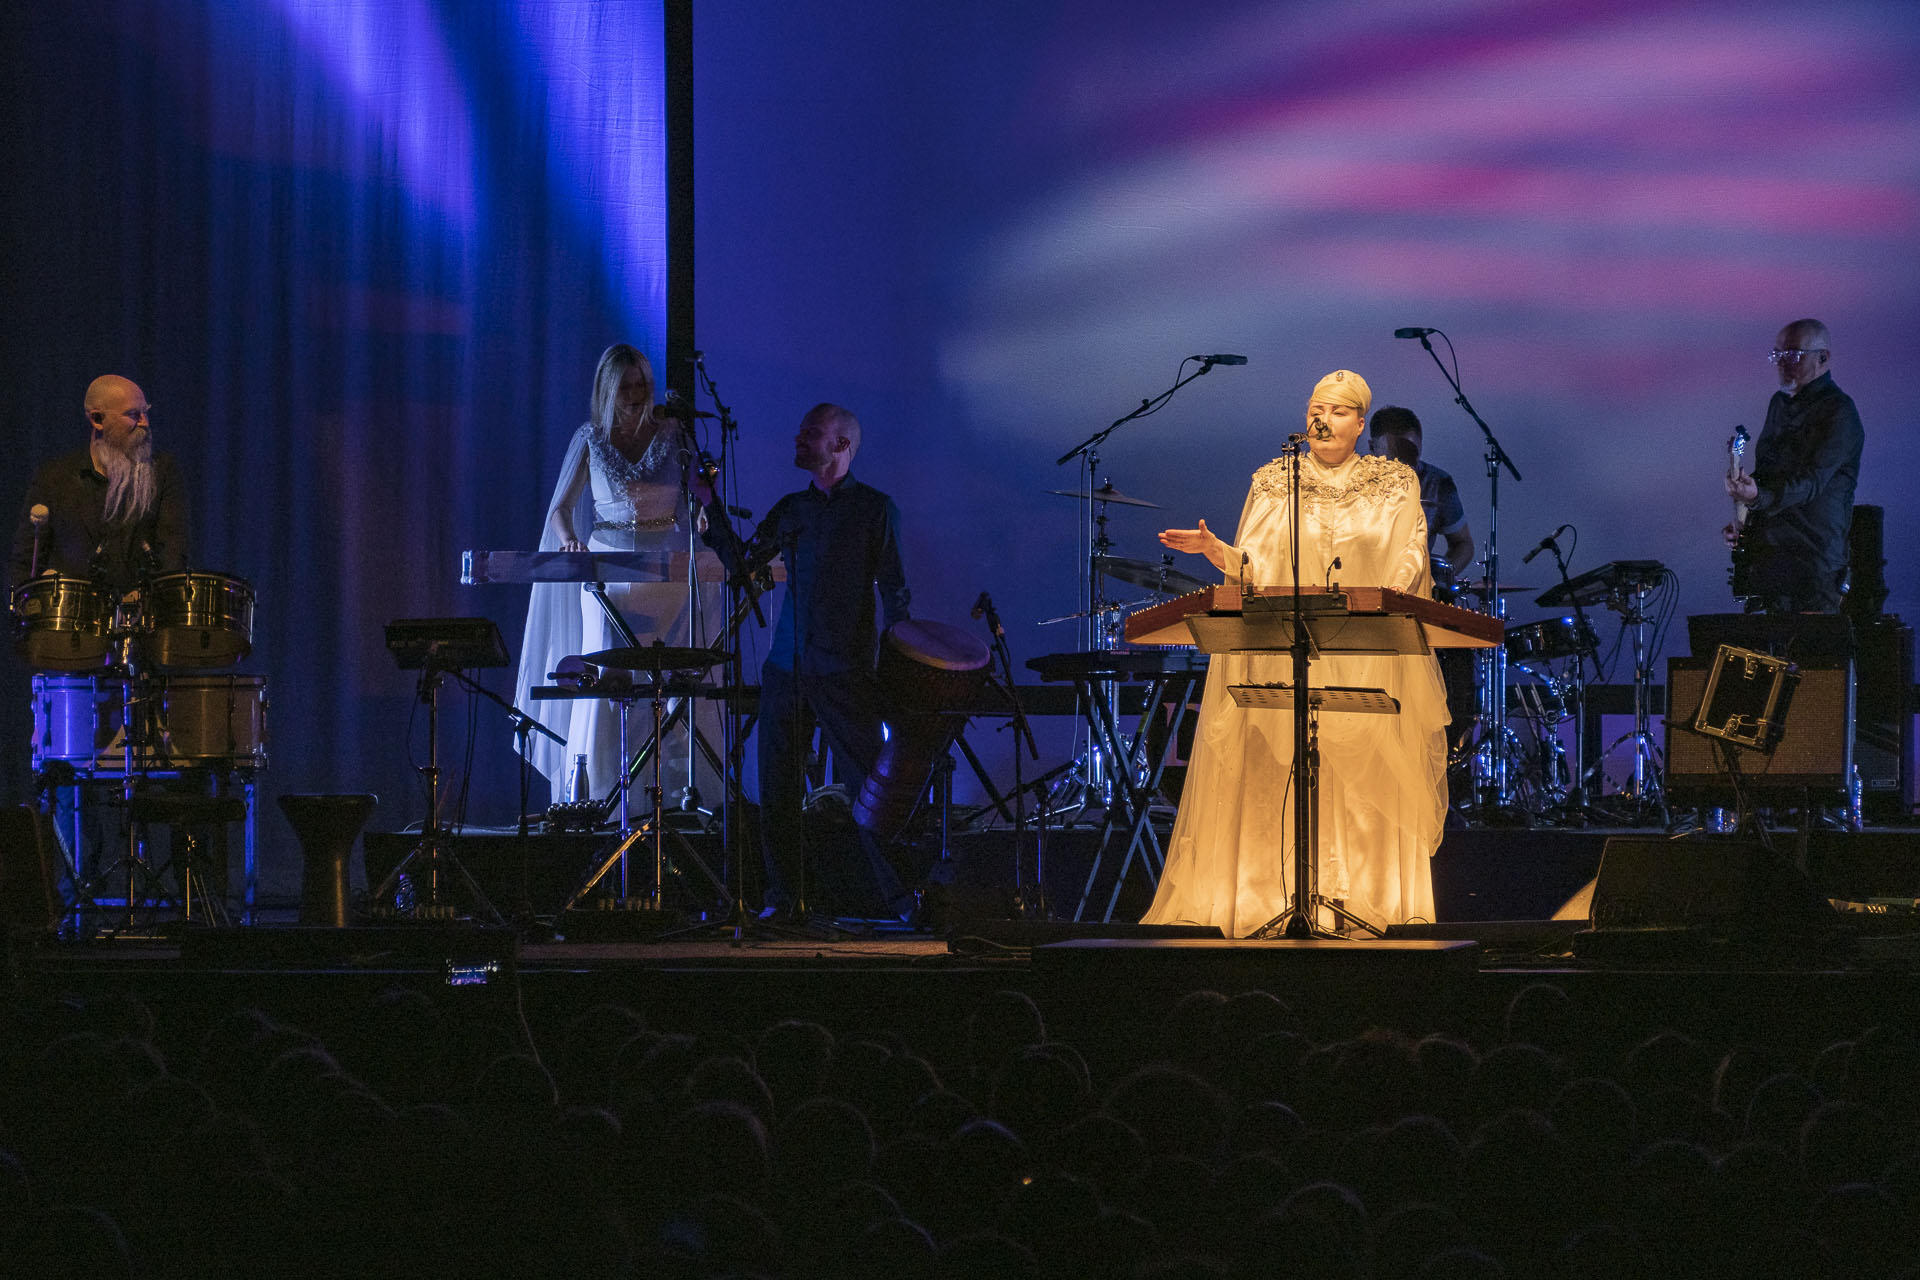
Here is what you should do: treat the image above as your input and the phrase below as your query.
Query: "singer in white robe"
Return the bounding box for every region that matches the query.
[512,344,724,807]
[1141,369,1449,936]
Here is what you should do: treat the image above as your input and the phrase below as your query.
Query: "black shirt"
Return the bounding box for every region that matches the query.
[1742,372,1863,605]
[9,447,188,595]
[703,474,910,675]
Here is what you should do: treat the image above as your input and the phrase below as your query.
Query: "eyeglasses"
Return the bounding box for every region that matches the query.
[1767,348,1826,365]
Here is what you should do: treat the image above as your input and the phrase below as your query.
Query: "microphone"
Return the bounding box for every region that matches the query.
[28,504,47,579]
[972,591,1005,638]
[1193,353,1248,365]
[1521,525,1568,564]
[1393,327,1439,339]
[1310,416,1331,440]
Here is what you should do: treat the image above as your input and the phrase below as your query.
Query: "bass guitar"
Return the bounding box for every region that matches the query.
[1726,423,1754,596]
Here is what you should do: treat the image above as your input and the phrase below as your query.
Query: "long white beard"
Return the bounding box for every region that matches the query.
[100,434,157,523]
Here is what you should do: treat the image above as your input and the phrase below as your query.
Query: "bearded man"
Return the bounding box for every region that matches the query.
[11,374,188,595]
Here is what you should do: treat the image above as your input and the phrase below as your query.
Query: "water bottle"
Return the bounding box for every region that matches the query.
[567,754,591,803]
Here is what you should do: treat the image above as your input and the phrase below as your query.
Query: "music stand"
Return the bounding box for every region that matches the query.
[372,617,509,923]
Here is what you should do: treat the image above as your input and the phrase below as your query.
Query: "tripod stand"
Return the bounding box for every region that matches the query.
[371,619,513,923]
[562,642,730,918]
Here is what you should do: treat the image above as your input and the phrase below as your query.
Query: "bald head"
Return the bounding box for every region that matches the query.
[793,402,862,489]
[84,375,144,422]
[1772,319,1832,394]
[1780,318,1830,351]
[806,403,861,456]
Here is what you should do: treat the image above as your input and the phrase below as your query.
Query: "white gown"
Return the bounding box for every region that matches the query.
[1140,452,1449,936]
[512,422,725,807]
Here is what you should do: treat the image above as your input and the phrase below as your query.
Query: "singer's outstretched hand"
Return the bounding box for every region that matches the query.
[1159,519,1228,570]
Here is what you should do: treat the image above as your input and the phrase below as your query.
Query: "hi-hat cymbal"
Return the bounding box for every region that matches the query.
[1097,554,1207,595]
[1046,482,1162,509]
[583,642,729,672]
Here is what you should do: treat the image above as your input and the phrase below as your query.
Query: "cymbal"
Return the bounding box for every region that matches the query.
[1046,482,1163,509]
[1097,554,1208,595]
[583,642,729,672]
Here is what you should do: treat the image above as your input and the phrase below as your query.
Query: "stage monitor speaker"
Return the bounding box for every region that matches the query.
[1855,619,1915,819]
[1586,836,1836,940]
[1665,658,1852,800]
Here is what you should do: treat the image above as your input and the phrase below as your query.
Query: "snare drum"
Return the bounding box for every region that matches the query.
[144,571,255,668]
[29,674,123,769]
[1504,616,1597,665]
[13,576,113,670]
[147,675,268,767]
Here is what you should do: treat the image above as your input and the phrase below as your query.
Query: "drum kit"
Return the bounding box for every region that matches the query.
[1457,558,1673,823]
[14,568,262,930]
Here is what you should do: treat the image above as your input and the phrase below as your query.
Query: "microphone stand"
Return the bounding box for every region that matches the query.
[440,667,565,923]
[1542,540,1599,822]
[1057,357,1231,807]
[1249,432,1371,940]
[1407,331,1522,815]
[978,596,1042,917]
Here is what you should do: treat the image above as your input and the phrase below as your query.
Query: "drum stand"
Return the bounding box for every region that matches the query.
[561,670,728,917]
[1599,584,1667,823]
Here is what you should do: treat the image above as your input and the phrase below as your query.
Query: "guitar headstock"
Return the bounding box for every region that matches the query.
[1728,423,1749,458]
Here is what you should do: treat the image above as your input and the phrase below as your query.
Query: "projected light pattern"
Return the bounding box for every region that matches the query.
[941,0,1920,635]
[265,0,477,228]
[514,1,671,345]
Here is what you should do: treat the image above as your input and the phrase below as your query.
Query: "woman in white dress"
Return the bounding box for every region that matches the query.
[513,344,723,807]
[1140,369,1449,936]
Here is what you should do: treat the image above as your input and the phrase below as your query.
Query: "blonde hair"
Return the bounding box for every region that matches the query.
[589,344,654,434]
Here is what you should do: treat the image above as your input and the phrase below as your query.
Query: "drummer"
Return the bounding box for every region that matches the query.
[10,375,187,596]
[693,403,911,918]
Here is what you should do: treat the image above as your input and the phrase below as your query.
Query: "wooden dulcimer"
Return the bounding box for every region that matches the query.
[1123,584,1503,649]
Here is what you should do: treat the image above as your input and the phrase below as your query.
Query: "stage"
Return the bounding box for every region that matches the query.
[17,819,1920,1089]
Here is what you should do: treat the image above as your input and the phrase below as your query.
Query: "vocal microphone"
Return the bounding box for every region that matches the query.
[1310,416,1331,440]
[1521,526,1568,564]
[28,504,47,579]
[1193,353,1248,366]
[1393,327,1439,340]
[972,591,1005,637]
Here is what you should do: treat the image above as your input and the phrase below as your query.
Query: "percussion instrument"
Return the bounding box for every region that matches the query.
[853,619,991,838]
[144,571,255,668]
[146,675,269,767]
[1095,554,1207,596]
[1534,559,1666,610]
[29,675,120,768]
[28,673,268,770]
[1045,481,1161,509]
[13,576,113,670]
[1503,616,1598,665]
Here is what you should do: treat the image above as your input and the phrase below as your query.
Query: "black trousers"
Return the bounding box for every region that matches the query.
[755,661,883,910]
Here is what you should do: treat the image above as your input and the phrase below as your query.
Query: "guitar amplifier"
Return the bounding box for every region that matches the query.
[1666,657,1852,800]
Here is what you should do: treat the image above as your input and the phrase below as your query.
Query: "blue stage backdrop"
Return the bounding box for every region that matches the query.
[5,1,1919,898]
[1,0,670,892]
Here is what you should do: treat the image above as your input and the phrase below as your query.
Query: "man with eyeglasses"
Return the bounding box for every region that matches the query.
[10,374,188,596]
[1723,319,1863,613]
